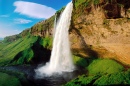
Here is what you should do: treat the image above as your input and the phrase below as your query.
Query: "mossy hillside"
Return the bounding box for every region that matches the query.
[73,56,124,74]
[10,36,52,65]
[11,48,34,65]
[0,36,38,65]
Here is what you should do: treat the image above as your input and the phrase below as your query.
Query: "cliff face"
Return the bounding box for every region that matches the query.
[30,16,55,37]
[30,7,65,37]
[70,0,130,65]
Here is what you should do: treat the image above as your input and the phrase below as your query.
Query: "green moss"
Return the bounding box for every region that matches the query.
[73,55,88,67]
[40,36,53,49]
[87,59,124,75]
[0,72,22,86]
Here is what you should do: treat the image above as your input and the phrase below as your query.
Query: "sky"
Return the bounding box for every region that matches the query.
[0,0,71,38]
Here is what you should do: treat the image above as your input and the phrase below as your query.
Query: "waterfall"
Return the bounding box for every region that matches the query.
[35,1,75,77]
[53,13,57,37]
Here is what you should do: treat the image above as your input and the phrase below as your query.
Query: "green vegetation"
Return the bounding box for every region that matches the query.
[65,58,130,86]
[73,55,89,67]
[65,74,100,86]
[0,72,22,86]
[73,0,92,22]
[3,29,30,43]
[65,70,130,86]
[74,0,87,8]
[94,72,130,85]
[11,48,34,65]
[87,59,124,75]
[4,34,21,43]
[31,15,55,35]
[56,6,65,16]
[0,35,52,65]
[40,36,53,49]
[0,68,30,86]
[74,0,100,8]
[10,36,52,65]
[0,35,38,65]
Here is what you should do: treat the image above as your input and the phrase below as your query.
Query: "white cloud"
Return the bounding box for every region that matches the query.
[14,18,32,24]
[14,1,56,19]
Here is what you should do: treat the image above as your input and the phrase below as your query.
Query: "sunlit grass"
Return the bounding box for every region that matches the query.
[87,59,124,75]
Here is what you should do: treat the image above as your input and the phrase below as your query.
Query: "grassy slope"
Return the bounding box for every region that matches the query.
[0,36,38,65]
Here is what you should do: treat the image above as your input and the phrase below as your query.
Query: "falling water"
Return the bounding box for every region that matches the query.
[35,1,75,77]
[53,13,57,37]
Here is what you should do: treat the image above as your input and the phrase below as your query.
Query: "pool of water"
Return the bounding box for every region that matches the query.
[0,65,86,86]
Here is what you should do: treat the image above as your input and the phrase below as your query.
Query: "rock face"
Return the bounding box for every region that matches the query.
[70,0,130,65]
[30,16,54,37]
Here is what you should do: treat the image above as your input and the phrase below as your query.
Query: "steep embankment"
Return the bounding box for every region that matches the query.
[70,0,130,65]
[0,35,52,65]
